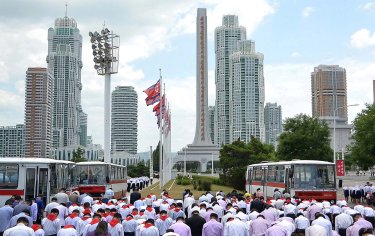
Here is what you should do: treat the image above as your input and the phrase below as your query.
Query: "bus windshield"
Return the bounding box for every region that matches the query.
[0,164,18,189]
[74,165,107,185]
[292,164,335,189]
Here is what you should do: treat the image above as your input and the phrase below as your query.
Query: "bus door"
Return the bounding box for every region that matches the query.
[247,167,253,193]
[25,166,49,202]
[285,165,292,193]
[261,166,268,197]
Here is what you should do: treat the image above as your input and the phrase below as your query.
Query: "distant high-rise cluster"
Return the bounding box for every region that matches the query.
[24,67,54,158]
[111,86,138,155]
[47,15,86,148]
[264,103,282,146]
[214,15,266,145]
[0,125,25,157]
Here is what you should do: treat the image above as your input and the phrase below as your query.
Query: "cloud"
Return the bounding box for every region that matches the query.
[0,0,276,152]
[360,2,375,11]
[291,52,301,58]
[302,7,314,17]
[350,28,375,48]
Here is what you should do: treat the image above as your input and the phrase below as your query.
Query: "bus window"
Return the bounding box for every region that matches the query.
[275,165,285,182]
[254,167,262,181]
[267,166,276,182]
[0,164,18,188]
[317,165,335,188]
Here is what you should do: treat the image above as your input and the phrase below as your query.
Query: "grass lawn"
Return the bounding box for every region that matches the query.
[140,179,237,199]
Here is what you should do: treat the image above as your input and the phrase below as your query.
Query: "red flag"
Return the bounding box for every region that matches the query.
[143,80,160,98]
[145,93,160,106]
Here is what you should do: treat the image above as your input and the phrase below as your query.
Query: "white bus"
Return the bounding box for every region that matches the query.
[0,158,74,206]
[246,160,336,202]
[72,162,127,199]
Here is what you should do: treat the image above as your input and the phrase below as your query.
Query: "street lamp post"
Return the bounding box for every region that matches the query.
[89,29,119,164]
[333,104,359,163]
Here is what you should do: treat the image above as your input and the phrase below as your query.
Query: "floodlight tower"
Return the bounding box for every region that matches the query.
[89,28,120,164]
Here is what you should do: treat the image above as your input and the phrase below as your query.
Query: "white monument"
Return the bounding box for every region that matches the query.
[174,8,220,172]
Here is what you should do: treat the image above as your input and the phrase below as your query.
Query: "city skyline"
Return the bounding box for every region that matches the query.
[0,1,372,152]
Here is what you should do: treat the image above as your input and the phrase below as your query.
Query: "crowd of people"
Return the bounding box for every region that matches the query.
[1,186,375,236]
[343,182,375,205]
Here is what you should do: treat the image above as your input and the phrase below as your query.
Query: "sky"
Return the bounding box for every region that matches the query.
[0,0,374,153]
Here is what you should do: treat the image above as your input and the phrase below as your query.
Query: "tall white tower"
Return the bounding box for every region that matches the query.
[175,8,220,173]
[47,15,86,148]
[214,15,246,146]
[229,40,265,143]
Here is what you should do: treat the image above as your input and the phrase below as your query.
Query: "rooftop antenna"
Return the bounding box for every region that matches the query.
[65,3,68,17]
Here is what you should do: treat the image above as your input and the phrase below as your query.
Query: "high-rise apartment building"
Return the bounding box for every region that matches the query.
[215,15,246,145]
[229,40,265,143]
[0,124,25,157]
[208,106,215,144]
[80,112,87,147]
[111,86,138,154]
[264,103,282,146]
[311,65,347,122]
[24,67,54,158]
[47,14,86,148]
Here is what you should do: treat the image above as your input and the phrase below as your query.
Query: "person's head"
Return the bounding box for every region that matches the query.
[83,202,90,209]
[51,197,57,202]
[16,217,29,226]
[72,209,80,214]
[226,203,232,210]
[22,209,31,216]
[166,229,175,233]
[14,195,22,201]
[192,210,199,215]
[4,199,13,206]
[160,210,167,216]
[353,213,362,222]
[113,213,122,221]
[145,219,155,225]
[95,221,108,234]
[210,213,218,220]
[176,216,185,222]
[297,213,304,217]
[257,214,265,219]
[92,213,102,220]
[315,213,324,219]
[358,227,373,236]
[60,188,66,193]
[110,208,117,213]
[236,209,243,214]
[97,208,105,214]
[51,208,59,215]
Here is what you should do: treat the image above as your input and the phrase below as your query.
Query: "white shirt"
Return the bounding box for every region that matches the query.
[283,204,297,215]
[81,196,93,205]
[295,215,310,229]
[305,224,327,236]
[57,227,78,236]
[224,219,248,236]
[312,217,332,236]
[363,207,375,217]
[3,223,35,236]
[335,213,353,230]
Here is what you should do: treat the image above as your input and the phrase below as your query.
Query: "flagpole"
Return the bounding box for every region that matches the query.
[159,68,163,190]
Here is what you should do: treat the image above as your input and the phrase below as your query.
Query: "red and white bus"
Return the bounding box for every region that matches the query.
[246,160,336,202]
[72,162,127,199]
[0,158,74,206]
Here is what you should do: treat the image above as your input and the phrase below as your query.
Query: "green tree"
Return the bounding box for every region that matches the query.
[350,104,375,170]
[219,137,275,190]
[71,147,87,163]
[128,161,150,177]
[277,114,332,162]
